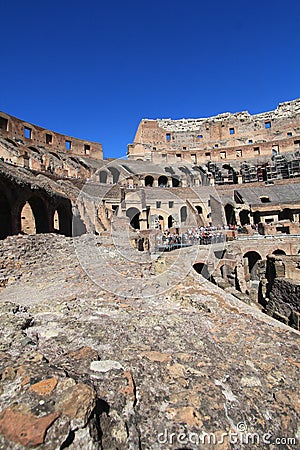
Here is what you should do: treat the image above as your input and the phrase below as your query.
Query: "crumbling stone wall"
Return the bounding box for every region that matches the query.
[128,98,300,165]
[265,278,300,329]
[0,111,103,160]
[255,255,300,329]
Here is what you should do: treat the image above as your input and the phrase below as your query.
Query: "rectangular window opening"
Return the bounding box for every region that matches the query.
[236,149,242,157]
[254,147,260,155]
[166,133,171,141]
[169,201,174,208]
[260,196,270,203]
[182,146,187,151]
[229,128,235,135]
[84,144,90,155]
[156,201,161,208]
[24,127,32,139]
[220,151,226,159]
[46,133,53,144]
[176,153,182,159]
[65,140,71,150]
[287,132,292,137]
[265,121,271,129]
[0,117,8,131]
[248,139,253,144]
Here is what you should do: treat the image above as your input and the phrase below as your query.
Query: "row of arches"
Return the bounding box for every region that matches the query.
[145,175,180,188]
[193,248,289,287]
[224,205,298,227]
[125,205,189,230]
[99,171,181,188]
[0,179,73,240]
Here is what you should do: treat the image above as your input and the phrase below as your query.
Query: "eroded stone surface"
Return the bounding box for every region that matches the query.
[0,233,299,449]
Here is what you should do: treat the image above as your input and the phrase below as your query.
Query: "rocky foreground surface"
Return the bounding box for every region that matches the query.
[0,233,299,449]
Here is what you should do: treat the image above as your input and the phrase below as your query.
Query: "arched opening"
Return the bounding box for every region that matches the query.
[0,192,12,239]
[109,167,120,184]
[158,176,168,187]
[53,210,59,231]
[126,207,140,229]
[99,171,108,183]
[239,210,250,226]
[279,208,293,221]
[195,205,203,214]
[253,211,261,224]
[220,264,231,279]
[193,262,215,283]
[168,215,174,228]
[172,177,180,187]
[20,197,49,234]
[273,249,286,255]
[145,175,154,187]
[137,238,144,251]
[224,204,237,226]
[53,202,72,236]
[180,206,187,224]
[159,215,164,231]
[21,202,36,234]
[243,251,262,281]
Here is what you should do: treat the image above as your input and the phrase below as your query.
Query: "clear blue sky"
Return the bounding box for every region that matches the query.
[1,0,299,159]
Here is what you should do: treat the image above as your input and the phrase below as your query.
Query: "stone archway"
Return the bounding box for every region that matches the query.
[158,176,168,187]
[239,209,250,226]
[253,211,261,224]
[99,171,108,183]
[53,201,73,236]
[0,191,12,239]
[109,167,120,184]
[243,251,262,281]
[225,204,237,226]
[172,177,180,187]
[126,207,141,229]
[20,196,50,234]
[168,215,174,228]
[180,206,187,224]
[21,202,36,234]
[193,262,215,283]
[145,175,154,187]
[273,249,286,255]
[159,215,165,231]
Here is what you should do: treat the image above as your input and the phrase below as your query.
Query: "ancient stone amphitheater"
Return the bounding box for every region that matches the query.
[0,102,299,449]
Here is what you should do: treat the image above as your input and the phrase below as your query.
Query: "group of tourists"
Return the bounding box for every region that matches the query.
[156,224,247,250]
